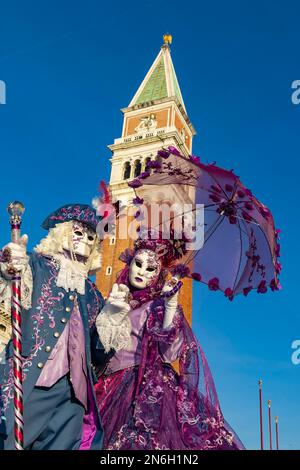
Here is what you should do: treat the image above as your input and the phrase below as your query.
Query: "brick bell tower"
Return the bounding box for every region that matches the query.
[96,35,196,323]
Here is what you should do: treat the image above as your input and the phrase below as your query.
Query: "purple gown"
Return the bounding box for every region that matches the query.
[94,298,244,450]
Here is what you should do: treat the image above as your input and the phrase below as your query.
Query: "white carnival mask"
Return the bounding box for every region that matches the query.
[129,249,162,289]
[62,220,96,259]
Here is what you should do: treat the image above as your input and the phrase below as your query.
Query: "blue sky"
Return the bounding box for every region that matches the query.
[0,0,299,450]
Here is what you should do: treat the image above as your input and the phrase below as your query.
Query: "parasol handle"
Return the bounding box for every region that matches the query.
[161,274,183,298]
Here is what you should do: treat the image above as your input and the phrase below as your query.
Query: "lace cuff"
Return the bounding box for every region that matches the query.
[21,263,33,310]
[0,263,33,311]
[147,302,184,344]
[96,309,132,353]
[162,306,182,332]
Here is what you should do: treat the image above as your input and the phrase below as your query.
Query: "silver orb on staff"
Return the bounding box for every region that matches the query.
[7,201,25,450]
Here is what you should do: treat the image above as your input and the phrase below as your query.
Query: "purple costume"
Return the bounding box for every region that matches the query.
[91,238,244,450]
[104,302,182,376]
[94,298,244,450]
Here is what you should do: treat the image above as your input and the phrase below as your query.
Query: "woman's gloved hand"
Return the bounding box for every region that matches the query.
[162,277,180,329]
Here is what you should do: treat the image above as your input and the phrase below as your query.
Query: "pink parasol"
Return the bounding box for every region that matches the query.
[128,147,281,300]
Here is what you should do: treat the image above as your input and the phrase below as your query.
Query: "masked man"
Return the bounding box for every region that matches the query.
[0,203,128,450]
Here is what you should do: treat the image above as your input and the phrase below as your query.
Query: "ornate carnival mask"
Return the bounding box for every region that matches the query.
[128,249,162,289]
[62,221,96,259]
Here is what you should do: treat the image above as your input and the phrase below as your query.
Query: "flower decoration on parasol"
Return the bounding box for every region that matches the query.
[128,146,281,300]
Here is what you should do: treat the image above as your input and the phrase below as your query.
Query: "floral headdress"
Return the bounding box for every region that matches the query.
[120,229,187,268]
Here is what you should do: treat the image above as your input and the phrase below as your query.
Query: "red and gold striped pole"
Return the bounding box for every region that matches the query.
[258,380,264,450]
[268,399,273,450]
[7,201,25,450]
[275,416,279,450]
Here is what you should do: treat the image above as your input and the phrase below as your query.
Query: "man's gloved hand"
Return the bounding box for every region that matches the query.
[0,234,29,279]
[162,277,180,329]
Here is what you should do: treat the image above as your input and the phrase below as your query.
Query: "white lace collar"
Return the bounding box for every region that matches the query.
[53,254,89,295]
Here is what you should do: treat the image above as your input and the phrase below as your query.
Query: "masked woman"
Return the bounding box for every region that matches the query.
[93,232,244,450]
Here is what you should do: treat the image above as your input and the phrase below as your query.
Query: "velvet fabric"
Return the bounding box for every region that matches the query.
[36,302,88,410]
[94,299,244,450]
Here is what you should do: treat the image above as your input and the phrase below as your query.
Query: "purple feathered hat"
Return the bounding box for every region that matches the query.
[41,203,103,232]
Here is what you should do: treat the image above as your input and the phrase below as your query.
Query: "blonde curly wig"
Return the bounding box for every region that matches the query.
[34,221,102,275]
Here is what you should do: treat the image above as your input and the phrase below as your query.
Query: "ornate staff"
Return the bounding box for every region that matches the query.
[7,201,25,450]
[258,380,264,450]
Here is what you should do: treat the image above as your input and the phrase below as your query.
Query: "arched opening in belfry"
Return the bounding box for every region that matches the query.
[145,156,151,170]
[134,159,142,177]
[123,161,131,180]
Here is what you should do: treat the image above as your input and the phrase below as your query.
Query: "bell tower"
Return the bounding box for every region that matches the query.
[96,35,196,323]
